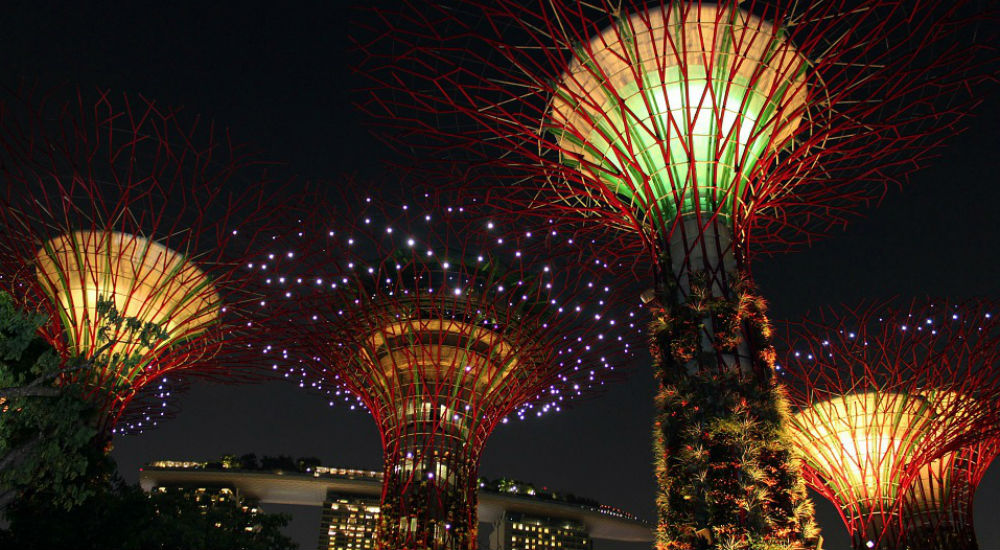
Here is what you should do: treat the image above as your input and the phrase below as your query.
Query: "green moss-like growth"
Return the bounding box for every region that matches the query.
[650,271,818,550]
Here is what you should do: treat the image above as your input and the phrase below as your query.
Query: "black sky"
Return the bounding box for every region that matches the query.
[4,2,999,549]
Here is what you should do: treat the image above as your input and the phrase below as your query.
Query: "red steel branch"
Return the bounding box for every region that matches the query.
[902,438,1000,550]
[0,89,287,436]
[779,299,1000,550]
[357,0,993,266]
[356,4,995,547]
[265,191,640,550]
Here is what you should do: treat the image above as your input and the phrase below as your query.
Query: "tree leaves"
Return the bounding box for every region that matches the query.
[0,291,99,510]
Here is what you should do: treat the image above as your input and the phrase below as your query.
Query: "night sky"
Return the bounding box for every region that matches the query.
[4,2,999,549]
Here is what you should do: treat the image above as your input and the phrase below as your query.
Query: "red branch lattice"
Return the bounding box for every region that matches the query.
[358,0,994,266]
[266,191,639,550]
[357,4,995,547]
[0,88,287,437]
[902,438,1000,549]
[779,299,1000,550]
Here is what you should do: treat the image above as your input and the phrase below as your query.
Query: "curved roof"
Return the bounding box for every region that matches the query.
[139,466,652,542]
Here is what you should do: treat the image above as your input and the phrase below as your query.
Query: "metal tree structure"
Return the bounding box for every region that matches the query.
[266,192,639,550]
[357,1,993,547]
[0,90,282,439]
[779,300,1000,549]
[902,438,1000,550]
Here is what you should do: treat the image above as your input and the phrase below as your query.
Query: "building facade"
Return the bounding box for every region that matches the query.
[140,459,651,550]
[491,512,591,550]
[320,491,380,550]
[316,496,593,550]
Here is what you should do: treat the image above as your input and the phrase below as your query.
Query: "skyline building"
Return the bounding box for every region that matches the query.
[319,496,595,550]
[139,458,651,550]
[489,512,590,550]
[321,492,380,550]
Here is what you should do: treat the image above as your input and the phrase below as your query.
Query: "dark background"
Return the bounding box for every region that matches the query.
[4,2,998,549]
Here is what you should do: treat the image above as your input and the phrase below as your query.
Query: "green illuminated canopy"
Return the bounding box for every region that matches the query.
[549,4,808,230]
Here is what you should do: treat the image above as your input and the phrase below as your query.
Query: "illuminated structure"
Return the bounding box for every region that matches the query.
[902,439,1000,550]
[321,492,380,550]
[0,91,281,436]
[321,497,592,550]
[139,459,653,549]
[491,512,590,550]
[264,194,638,549]
[359,1,991,546]
[150,483,261,516]
[34,231,221,365]
[780,300,1000,549]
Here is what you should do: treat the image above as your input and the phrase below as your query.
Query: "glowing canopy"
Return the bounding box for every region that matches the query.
[34,231,220,386]
[790,392,935,515]
[550,4,807,227]
[363,317,520,392]
[901,406,997,548]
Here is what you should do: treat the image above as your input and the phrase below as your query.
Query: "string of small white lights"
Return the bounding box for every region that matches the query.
[255,195,643,423]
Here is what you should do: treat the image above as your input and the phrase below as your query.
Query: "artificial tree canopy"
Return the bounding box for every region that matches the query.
[34,231,220,388]
[549,4,807,232]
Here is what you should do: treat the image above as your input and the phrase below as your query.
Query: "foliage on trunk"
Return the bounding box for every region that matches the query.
[649,272,819,550]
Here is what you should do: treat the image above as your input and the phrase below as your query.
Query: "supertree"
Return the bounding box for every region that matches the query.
[902,438,1000,550]
[779,299,1000,549]
[263,190,640,550]
[0,89,283,441]
[356,1,994,547]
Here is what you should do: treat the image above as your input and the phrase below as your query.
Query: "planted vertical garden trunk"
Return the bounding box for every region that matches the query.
[357,0,993,547]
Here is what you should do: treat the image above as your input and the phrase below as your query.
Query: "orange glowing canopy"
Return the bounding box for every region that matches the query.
[34,230,220,386]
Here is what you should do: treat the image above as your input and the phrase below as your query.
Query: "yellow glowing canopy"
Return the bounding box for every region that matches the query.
[790,392,936,512]
[903,393,984,519]
[358,317,526,438]
[361,318,521,395]
[34,231,221,378]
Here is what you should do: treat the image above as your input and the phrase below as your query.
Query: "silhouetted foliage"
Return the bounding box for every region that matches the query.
[296,456,322,471]
[0,292,99,509]
[260,455,297,471]
[0,464,297,550]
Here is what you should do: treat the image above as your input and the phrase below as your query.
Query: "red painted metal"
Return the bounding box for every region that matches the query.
[357,0,992,267]
[779,299,1000,549]
[0,88,286,436]
[266,190,639,549]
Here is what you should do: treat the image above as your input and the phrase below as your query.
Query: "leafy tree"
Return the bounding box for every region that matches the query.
[0,295,297,548]
[238,452,259,470]
[0,468,298,550]
[0,292,98,509]
[218,452,263,470]
[260,455,297,471]
[296,456,322,472]
[0,291,173,509]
